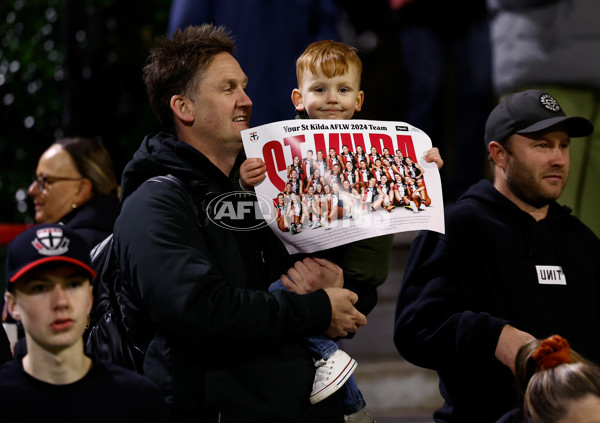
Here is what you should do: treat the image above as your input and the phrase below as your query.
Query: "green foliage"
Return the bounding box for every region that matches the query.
[0,0,170,223]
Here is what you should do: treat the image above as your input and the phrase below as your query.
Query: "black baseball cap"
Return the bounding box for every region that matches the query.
[6,223,96,284]
[484,90,593,149]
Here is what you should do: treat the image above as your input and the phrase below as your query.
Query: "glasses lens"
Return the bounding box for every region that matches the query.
[34,175,46,191]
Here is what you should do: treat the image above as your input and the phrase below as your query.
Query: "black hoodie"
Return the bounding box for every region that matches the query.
[394,179,600,423]
[114,133,341,422]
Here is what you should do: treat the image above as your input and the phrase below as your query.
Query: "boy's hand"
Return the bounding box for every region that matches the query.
[281,257,344,294]
[424,147,444,170]
[240,158,267,190]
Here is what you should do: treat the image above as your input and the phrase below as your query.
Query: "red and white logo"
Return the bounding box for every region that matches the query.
[31,227,70,256]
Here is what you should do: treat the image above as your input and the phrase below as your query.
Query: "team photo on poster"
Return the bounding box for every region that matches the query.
[242,119,445,254]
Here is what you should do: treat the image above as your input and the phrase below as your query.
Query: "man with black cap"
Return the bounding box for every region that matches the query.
[0,223,167,422]
[393,90,600,423]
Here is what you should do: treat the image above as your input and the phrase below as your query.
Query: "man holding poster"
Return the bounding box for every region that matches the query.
[113,25,366,422]
[241,40,444,422]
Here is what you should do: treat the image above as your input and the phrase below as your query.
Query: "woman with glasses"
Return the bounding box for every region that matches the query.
[28,137,120,249]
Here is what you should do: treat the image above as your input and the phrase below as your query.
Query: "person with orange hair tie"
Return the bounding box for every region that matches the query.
[496,335,600,423]
[394,90,600,423]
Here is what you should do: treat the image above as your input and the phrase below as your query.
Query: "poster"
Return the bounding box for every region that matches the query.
[241,119,445,254]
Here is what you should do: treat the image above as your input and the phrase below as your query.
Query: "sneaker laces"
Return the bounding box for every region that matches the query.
[313,358,334,383]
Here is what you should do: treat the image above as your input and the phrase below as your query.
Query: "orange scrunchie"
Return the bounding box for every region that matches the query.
[532,335,573,370]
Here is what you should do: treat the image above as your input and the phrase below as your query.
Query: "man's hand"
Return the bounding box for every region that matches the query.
[323,287,367,338]
[240,158,266,190]
[495,324,536,374]
[281,257,343,294]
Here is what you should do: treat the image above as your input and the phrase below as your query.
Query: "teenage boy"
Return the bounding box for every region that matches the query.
[241,40,443,422]
[0,224,167,422]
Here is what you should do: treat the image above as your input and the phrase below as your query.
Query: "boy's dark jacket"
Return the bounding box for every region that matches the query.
[294,109,393,316]
[395,179,600,423]
[114,132,341,422]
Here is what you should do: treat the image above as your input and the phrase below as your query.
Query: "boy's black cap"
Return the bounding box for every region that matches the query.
[6,223,96,284]
[484,89,593,149]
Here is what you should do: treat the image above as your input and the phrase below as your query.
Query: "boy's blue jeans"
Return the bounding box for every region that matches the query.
[269,280,365,414]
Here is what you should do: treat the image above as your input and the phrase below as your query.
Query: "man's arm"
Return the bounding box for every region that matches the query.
[281,257,367,338]
[116,181,332,348]
[495,324,535,374]
[394,231,509,370]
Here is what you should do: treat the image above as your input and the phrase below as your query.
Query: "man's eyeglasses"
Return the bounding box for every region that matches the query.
[32,174,83,191]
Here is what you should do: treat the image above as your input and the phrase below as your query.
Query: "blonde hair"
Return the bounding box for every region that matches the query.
[514,336,600,423]
[515,338,585,401]
[525,362,600,423]
[296,40,362,85]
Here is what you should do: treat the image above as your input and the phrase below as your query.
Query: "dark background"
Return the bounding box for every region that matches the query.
[1,0,172,223]
[0,0,413,224]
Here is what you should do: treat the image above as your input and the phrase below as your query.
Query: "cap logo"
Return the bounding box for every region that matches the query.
[31,227,70,256]
[540,93,561,112]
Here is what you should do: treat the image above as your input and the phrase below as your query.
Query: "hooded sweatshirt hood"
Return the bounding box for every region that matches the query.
[450,179,574,263]
[456,179,572,223]
[120,132,244,203]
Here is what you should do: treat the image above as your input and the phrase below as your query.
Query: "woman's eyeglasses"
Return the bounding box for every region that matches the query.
[32,174,82,191]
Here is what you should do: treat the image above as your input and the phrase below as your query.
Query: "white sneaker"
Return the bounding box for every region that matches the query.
[410,201,419,213]
[310,350,357,404]
[419,203,426,211]
[344,409,375,423]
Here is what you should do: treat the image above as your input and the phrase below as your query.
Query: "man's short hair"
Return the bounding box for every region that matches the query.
[143,24,235,130]
[296,40,362,85]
